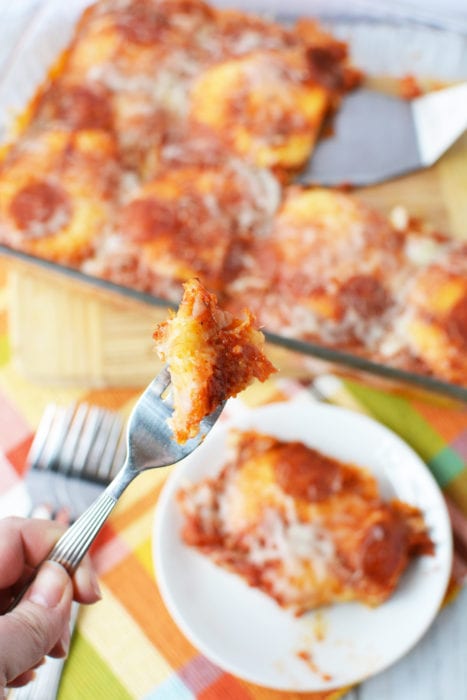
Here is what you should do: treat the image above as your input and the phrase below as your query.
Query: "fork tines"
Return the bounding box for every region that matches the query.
[150,365,172,400]
[28,402,125,486]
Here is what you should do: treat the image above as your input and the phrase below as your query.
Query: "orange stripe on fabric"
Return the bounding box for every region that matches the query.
[199,674,253,700]
[79,388,140,412]
[101,551,197,668]
[410,398,467,443]
[6,434,33,475]
[109,480,165,533]
[92,522,119,553]
[240,680,349,700]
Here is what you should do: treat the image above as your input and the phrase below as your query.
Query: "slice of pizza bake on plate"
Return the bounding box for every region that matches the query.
[176,427,434,614]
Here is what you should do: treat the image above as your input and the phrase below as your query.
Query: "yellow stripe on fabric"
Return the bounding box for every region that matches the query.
[0,364,83,427]
[239,377,290,407]
[59,631,132,700]
[0,335,9,366]
[110,471,166,533]
[134,537,154,576]
[78,582,173,698]
[117,508,156,552]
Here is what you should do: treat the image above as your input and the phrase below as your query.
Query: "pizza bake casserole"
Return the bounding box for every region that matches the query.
[0,0,466,390]
[177,428,434,614]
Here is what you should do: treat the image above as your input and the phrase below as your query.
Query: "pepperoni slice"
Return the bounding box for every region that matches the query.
[120,198,175,242]
[339,274,390,318]
[273,442,341,501]
[9,181,71,237]
[306,43,348,91]
[52,85,113,131]
[360,510,407,584]
[446,294,467,344]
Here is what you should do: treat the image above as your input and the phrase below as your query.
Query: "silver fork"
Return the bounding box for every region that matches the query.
[37,366,223,576]
[7,402,124,700]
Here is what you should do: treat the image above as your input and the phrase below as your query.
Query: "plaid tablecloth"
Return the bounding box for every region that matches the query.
[1,260,467,700]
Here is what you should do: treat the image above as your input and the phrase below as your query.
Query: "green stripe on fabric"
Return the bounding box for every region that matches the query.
[59,631,133,700]
[428,447,465,488]
[343,380,445,463]
[0,336,9,365]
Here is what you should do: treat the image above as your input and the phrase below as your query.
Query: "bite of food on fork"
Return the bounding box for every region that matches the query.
[153,277,277,444]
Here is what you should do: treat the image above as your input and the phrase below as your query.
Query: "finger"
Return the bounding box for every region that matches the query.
[7,669,37,688]
[0,562,72,686]
[48,623,71,659]
[6,656,46,689]
[0,517,65,588]
[72,555,102,604]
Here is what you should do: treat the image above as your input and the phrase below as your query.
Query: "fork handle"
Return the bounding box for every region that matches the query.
[6,467,134,610]
[47,491,118,574]
[47,464,136,574]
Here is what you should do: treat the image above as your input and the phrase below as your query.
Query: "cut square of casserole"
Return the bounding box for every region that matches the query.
[401,242,467,385]
[153,278,276,443]
[226,187,410,355]
[0,129,119,265]
[177,429,434,614]
[189,49,330,175]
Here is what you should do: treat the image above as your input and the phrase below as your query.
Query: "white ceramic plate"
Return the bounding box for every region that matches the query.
[153,399,452,692]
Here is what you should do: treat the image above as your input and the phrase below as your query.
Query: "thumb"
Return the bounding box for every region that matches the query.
[0,562,72,688]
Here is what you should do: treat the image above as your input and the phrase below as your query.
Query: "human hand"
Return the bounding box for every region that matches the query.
[0,517,101,697]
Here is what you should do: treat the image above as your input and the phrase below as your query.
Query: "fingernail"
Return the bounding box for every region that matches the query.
[89,569,102,600]
[27,562,69,608]
[56,624,71,657]
[75,564,102,601]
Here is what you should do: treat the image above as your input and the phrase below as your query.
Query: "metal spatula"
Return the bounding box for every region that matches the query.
[300,81,467,187]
